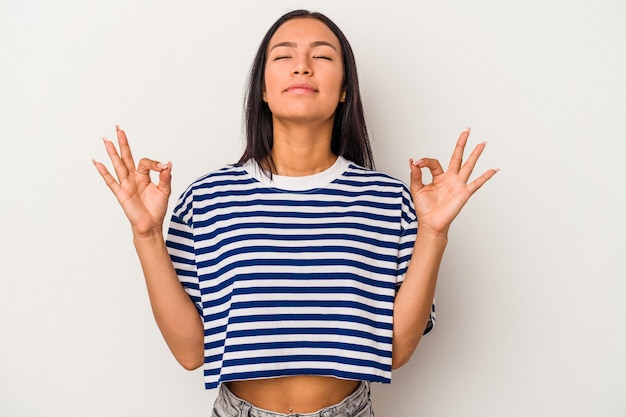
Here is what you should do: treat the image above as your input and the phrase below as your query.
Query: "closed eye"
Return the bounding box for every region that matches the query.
[313,55,332,60]
[273,55,291,61]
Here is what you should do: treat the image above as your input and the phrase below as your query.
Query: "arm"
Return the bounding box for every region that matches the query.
[392,229,446,368]
[133,232,204,370]
[93,126,204,370]
[391,128,498,368]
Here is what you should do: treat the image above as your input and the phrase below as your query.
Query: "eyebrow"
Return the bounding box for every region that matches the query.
[270,41,338,51]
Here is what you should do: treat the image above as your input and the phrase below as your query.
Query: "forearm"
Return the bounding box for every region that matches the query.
[133,232,204,370]
[392,229,447,369]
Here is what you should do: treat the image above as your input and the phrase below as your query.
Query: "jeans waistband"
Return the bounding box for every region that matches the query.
[213,380,371,417]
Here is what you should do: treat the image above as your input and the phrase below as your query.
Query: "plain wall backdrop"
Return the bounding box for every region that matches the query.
[1,0,625,416]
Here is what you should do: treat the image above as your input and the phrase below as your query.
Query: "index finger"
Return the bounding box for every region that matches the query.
[116,125,137,172]
[447,128,471,174]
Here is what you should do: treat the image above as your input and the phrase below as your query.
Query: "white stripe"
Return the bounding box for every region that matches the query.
[222,361,389,379]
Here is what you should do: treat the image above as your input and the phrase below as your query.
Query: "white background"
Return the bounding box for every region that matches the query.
[1,1,625,416]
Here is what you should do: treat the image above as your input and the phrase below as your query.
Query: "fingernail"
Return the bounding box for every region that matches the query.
[116,125,120,131]
[466,127,471,132]
[102,137,111,143]
[157,163,168,169]
[413,159,423,166]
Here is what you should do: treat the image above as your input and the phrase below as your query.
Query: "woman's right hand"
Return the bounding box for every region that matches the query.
[93,126,172,237]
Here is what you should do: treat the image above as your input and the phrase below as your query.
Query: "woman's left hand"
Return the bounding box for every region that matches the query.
[409,128,498,236]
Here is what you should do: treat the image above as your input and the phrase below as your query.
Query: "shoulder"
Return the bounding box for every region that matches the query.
[340,161,415,219]
[187,164,251,191]
[340,160,410,191]
[172,164,255,214]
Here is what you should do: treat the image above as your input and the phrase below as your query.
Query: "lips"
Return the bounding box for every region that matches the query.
[285,83,318,94]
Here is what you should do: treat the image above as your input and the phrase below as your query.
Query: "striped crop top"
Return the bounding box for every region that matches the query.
[166,156,434,389]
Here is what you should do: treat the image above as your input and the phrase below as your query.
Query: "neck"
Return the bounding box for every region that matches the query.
[269,118,337,177]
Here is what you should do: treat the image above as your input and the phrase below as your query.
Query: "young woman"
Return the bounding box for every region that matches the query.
[93,9,497,417]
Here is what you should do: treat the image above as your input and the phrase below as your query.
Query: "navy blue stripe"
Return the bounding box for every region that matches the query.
[197,209,399,225]
[166,240,196,259]
[174,268,196,278]
[196,276,235,295]
[177,277,198,290]
[173,193,193,215]
[232,285,394,303]
[193,187,401,203]
[204,367,221,377]
[196,232,399,254]
[343,168,398,181]
[197,258,397,281]
[401,211,414,224]
[230,299,392,316]
[196,198,400,215]
[189,168,249,188]
[218,368,389,386]
[193,177,257,191]
[168,253,195,266]
[333,178,404,188]
[193,220,400,238]
[198,245,397,268]
[223,340,389,358]
[222,354,388,371]
[166,220,193,238]
[399,253,412,264]
[400,237,416,250]
[204,337,226,350]
[205,353,223,364]
[226,319,392,336]
[175,168,250,215]
[232,272,396,291]
[202,290,233,308]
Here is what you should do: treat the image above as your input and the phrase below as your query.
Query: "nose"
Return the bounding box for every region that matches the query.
[292,55,312,76]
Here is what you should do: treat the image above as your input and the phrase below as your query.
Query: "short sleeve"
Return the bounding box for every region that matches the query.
[396,186,417,289]
[423,303,435,335]
[165,192,202,314]
[396,186,436,335]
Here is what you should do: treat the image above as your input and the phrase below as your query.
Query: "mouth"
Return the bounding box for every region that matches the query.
[285,83,318,94]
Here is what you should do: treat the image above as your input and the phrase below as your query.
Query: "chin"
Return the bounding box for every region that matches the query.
[274,112,335,125]
[270,105,337,124]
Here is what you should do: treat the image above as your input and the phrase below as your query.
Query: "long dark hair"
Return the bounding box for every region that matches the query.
[237,9,374,171]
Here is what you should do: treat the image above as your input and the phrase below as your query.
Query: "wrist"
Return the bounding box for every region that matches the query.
[416,224,449,242]
[132,227,165,243]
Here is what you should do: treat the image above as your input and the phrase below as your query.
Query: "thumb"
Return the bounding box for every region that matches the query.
[157,161,172,196]
[137,158,163,176]
[409,158,424,194]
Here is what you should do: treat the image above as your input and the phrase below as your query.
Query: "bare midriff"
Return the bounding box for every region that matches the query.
[227,376,361,414]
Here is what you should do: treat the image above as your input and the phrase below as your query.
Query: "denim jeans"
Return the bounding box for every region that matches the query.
[211,381,375,417]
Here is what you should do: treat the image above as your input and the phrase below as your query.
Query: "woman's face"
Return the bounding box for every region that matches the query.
[263,18,345,126]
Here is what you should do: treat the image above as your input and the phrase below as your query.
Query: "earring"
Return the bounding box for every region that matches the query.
[263,93,267,102]
[340,92,346,102]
